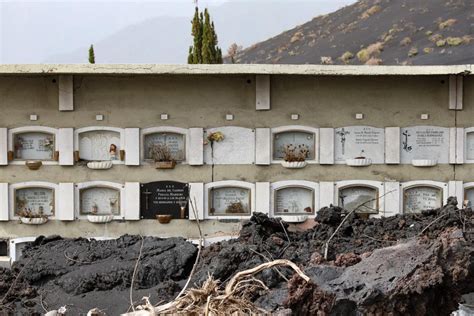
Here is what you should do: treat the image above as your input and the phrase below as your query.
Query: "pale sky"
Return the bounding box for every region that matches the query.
[0,0,356,63]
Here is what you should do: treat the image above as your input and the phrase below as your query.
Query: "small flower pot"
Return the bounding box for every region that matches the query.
[157,214,172,224]
[155,161,176,169]
[281,161,307,169]
[87,215,114,223]
[87,161,113,170]
[411,159,437,167]
[20,217,48,225]
[26,161,42,170]
[346,158,372,167]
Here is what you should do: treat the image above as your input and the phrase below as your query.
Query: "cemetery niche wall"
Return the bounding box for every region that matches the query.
[335,126,384,165]
[76,127,123,163]
[140,181,189,219]
[400,126,449,166]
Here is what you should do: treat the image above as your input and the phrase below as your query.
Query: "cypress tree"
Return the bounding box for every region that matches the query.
[88,45,95,64]
[188,7,222,64]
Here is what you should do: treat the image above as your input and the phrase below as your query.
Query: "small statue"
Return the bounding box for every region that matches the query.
[109,144,118,160]
[91,203,99,214]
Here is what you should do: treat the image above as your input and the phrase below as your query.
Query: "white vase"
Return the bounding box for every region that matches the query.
[20,217,48,225]
[411,159,437,167]
[87,161,113,170]
[281,161,307,169]
[346,158,372,167]
[87,215,114,223]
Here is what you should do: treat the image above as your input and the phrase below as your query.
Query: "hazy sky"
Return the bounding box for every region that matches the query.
[0,0,356,63]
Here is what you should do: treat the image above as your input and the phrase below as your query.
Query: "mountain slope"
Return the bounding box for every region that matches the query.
[44,1,351,64]
[233,0,474,65]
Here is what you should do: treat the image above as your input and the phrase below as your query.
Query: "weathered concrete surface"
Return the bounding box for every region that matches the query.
[0,64,472,75]
[0,219,242,240]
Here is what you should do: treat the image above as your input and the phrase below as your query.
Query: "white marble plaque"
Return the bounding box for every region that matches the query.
[14,132,55,160]
[400,127,449,163]
[465,132,474,161]
[15,187,54,216]
[273,131,315,160]
[403,186,442,213]
[338,186,378,214]
[144,133,185,161]
[334,126,384,163]
[79,131,121,161]
[80,187,120,215]
[210,187,250,215]
[204,127,255,164]
[275,187,314,215]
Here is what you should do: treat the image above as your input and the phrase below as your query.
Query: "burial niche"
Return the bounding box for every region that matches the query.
[140,181,189,219]
[209,186,251,216]
[144,132,185,161]
[273,131,315,160]
[403,186,442,213]
[15,187,54,217]
[466,131,474,161]
[338,186,378,214]
[334,126,384,163]
[13,132,55,160]
[464,187,474,208]
[400,126,449,164]
[80,187,120,215]
[79,130,121,161]
[275,186,314,215]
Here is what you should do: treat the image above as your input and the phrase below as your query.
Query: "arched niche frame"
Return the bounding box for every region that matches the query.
[461,182,474,208]
[271,126,319,164]
[335,180,385,217]
[9,181,59,219]
[74,127,125,164]
[270,180,319,223]
[8,126,59,165]
[464,127,474,163]
[140,127,189,164]
[75,181,125,220]
[9,237,37,262]
[400,181,448,214]
[204,180,255,220]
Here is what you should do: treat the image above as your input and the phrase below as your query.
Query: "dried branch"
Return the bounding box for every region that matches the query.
[130,235,145,312]
[224,259,309,295]
[323,189,395,260]
[420,213,448,235]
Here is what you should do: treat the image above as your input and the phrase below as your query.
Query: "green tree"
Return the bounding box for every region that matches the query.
[88,45,95,64]
[188,7,222,64]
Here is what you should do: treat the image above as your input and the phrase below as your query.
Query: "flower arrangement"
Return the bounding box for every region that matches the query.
[282,144,309,162]
[205,131,224,144]
[42,137,54,152]
[150,144,175,162]
[17,208,48,219]
[225,201,246,214]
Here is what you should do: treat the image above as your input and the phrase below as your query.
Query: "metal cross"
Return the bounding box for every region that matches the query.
[336,128,350,155]
[142,189,152,210]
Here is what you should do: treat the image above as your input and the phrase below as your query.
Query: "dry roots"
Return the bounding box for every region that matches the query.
[126,259,310,316]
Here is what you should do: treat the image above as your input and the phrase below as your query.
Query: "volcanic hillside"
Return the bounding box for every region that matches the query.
[231,0,474,65]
